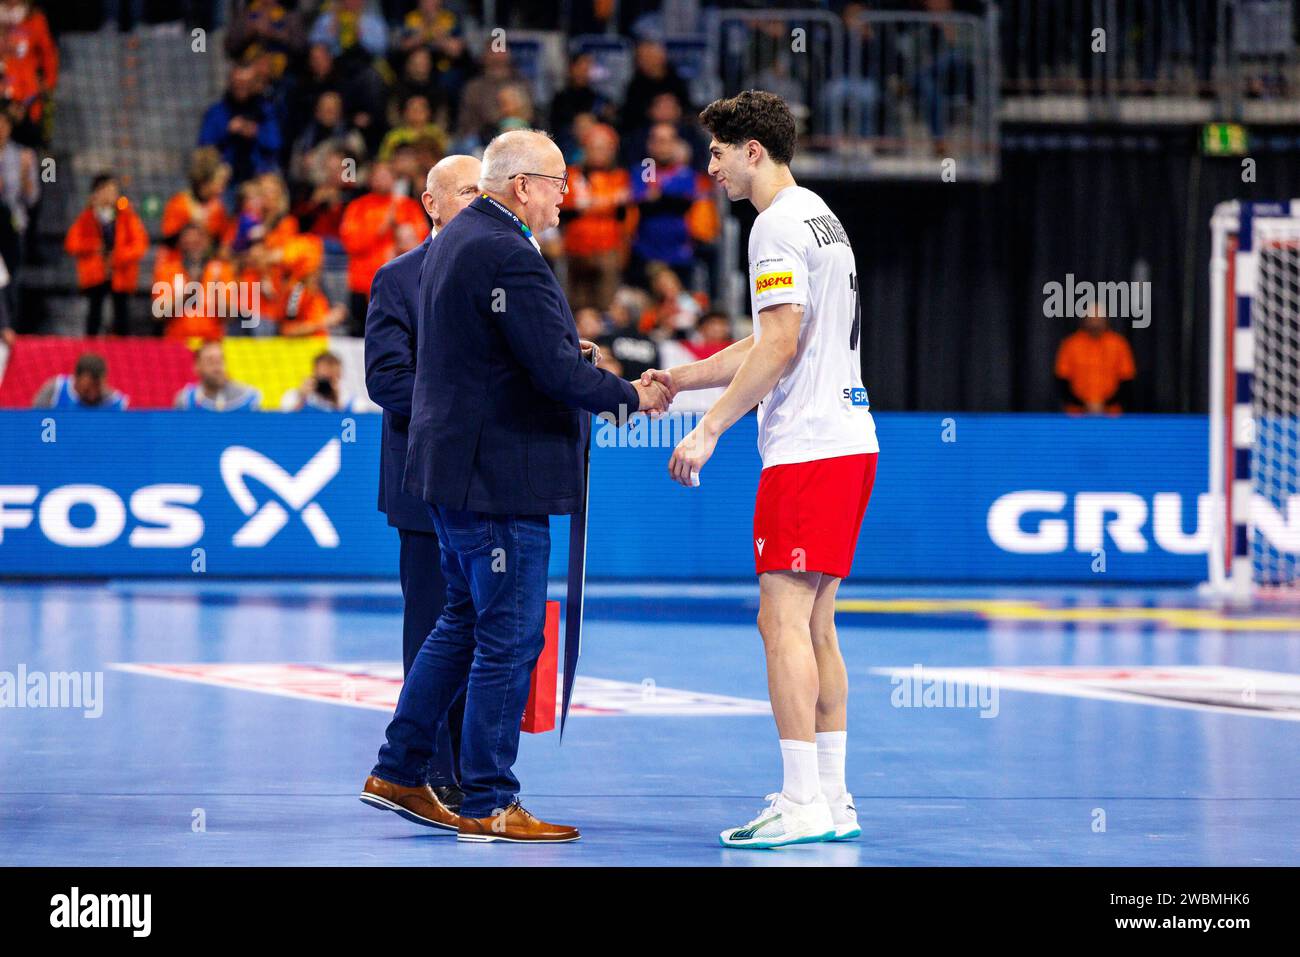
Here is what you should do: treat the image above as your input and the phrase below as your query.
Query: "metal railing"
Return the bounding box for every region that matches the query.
[1000,0,1300,123]
[842,9,999,180]
[714,8,845,138]
[712,7,1000,182]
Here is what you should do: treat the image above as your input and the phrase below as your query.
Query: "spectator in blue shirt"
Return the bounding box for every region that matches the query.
[198,65,283,185]
[32,354,129,410]
[628,122,700,288]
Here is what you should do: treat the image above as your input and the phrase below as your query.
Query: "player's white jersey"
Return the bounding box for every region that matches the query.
[748,185,878,468]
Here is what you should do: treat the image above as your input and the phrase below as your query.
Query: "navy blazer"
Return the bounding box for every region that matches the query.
[405,196,639,515]
[364,235,436,531]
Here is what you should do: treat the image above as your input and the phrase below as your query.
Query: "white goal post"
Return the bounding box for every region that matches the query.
[1208,199,1300,601]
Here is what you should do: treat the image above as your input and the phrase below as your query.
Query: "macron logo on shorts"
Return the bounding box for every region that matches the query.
[755,537,766,556]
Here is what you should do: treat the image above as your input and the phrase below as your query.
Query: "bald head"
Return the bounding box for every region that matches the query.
[423,154,482,230]
[479,129,568,233]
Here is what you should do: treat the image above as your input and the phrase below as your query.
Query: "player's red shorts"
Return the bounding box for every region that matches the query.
[752,452,878,579]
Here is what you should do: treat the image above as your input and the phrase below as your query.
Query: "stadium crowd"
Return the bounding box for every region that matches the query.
[0,0,55,343]
[7,0,743,412]
[5,0,1136,415]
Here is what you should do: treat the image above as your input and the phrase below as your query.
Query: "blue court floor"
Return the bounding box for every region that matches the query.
[1,580,1298,866]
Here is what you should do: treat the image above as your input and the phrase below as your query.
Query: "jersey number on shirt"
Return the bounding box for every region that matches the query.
[849,272,861,351]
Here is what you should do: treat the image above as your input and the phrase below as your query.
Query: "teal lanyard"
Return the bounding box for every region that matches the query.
[480,193,533,240]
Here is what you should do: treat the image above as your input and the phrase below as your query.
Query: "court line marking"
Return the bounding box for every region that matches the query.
[839,598,1300,632]
[108,662,772,717]
[871,665,1300,721]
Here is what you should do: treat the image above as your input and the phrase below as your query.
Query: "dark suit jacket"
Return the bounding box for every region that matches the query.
[405,196,639,515]
[364,234,436,532]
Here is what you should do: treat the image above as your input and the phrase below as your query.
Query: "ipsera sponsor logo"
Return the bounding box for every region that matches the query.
[754,271,794,294]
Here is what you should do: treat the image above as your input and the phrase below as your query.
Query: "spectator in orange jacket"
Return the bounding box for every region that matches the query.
[264,228,344,337]
[227,173,305,332]
[560,122,631,311]
[151,223,237,341]
[1054,305,1137,414]
[253,171,300,249]
[0,0,57,142]
[162,147,232,249]
[64,173,148,336]
[279,273,347,337]
[641,259,702,339]
[339,160,426,335]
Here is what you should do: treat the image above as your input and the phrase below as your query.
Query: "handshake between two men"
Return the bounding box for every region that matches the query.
[630,366,677,418]
[580,337,677,420]
[583,338,706,491]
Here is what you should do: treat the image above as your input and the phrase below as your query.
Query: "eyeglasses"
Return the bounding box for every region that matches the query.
[508,171,569,194]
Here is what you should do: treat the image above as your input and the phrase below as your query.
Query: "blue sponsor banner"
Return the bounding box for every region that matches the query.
[0,412,393,577]
[0,412,1221,582]
[580,412,1214,583]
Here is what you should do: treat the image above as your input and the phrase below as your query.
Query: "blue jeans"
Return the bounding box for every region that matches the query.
[373,506,550,818]
[396,527,460,788]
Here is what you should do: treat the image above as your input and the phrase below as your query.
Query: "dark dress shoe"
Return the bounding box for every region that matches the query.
[359,775,460,831]
[432,785,464,812]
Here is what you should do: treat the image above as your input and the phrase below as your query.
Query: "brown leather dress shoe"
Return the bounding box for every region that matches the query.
[359,775,461,832]
[457,802,581,844]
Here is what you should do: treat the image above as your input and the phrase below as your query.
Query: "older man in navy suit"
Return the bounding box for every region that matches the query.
[361,130,672,843]
[363,154,481,810]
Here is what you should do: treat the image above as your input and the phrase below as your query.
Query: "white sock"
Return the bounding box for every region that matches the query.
[816,730,847,798]
[779,739,820,804]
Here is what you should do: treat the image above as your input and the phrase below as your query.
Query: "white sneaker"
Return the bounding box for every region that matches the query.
[824,791,861,841]
[719,792,835,849]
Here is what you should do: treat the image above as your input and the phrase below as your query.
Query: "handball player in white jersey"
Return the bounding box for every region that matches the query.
[642,91,879,848]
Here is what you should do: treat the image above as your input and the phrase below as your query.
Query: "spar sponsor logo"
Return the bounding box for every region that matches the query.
[754,271,794,294]
[987,490,1300,554]
[0,440,340,550]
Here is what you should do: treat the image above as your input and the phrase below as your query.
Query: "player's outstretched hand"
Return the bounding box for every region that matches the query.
[632,377,672,417]
[639,368,677,402]
[669,423,717,487]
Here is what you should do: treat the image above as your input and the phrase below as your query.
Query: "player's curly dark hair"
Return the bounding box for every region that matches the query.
[698,90,797,166]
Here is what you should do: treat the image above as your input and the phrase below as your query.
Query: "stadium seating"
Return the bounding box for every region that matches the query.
[23,25,228,319]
